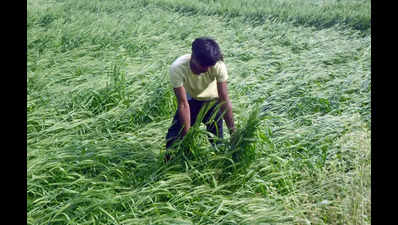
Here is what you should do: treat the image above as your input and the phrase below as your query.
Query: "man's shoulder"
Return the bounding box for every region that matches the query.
[170,54,191,71]
[210,60,227,74]
[215,60,226,68]
[169,54,190,86]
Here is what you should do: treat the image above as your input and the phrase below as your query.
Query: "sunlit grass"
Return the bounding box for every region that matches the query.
[27,0,370,224]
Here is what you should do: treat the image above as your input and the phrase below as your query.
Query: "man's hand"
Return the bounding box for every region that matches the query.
[229,126,236,135]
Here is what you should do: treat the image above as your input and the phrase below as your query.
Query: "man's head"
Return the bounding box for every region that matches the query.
[190,37,223,74]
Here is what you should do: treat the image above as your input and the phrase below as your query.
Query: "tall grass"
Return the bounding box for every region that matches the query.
[27,0,370,224]
[142,0,371,34]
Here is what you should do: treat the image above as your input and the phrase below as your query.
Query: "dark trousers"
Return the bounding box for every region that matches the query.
[166,98,224,149]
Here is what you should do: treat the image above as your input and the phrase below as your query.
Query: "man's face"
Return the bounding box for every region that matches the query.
[190,54,210,75]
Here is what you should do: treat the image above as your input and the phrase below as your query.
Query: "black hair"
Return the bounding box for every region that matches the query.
[191,37,223,67]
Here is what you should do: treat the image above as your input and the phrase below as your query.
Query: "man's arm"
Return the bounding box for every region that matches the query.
[217,81,235,134]
[174,86,191,137]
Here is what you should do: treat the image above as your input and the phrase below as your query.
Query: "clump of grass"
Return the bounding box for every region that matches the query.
[28,0,370,224]
[126,70,176,127]
[163,104,265,189]
[69,64,129,115]
[228,106,263,164]
[163,100,226,164]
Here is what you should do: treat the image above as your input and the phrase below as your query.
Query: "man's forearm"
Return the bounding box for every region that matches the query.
[221,100,235,134]
[178,103,191,136]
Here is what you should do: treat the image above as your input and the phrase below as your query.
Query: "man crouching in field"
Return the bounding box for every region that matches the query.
[165,37,236,162]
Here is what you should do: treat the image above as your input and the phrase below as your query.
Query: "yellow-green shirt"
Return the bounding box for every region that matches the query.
[169,54,228,101]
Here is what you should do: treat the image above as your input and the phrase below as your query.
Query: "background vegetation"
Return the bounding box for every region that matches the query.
[27,0,371,224]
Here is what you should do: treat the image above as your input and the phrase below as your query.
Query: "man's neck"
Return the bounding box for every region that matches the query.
[189,59,201,75]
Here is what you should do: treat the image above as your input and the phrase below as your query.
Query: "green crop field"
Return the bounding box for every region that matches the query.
[27,0,371,224]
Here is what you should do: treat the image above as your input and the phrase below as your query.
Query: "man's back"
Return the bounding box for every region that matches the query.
[169,54,228,101]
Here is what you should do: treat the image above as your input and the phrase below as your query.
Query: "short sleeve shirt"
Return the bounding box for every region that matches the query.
[169,54,228,101]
